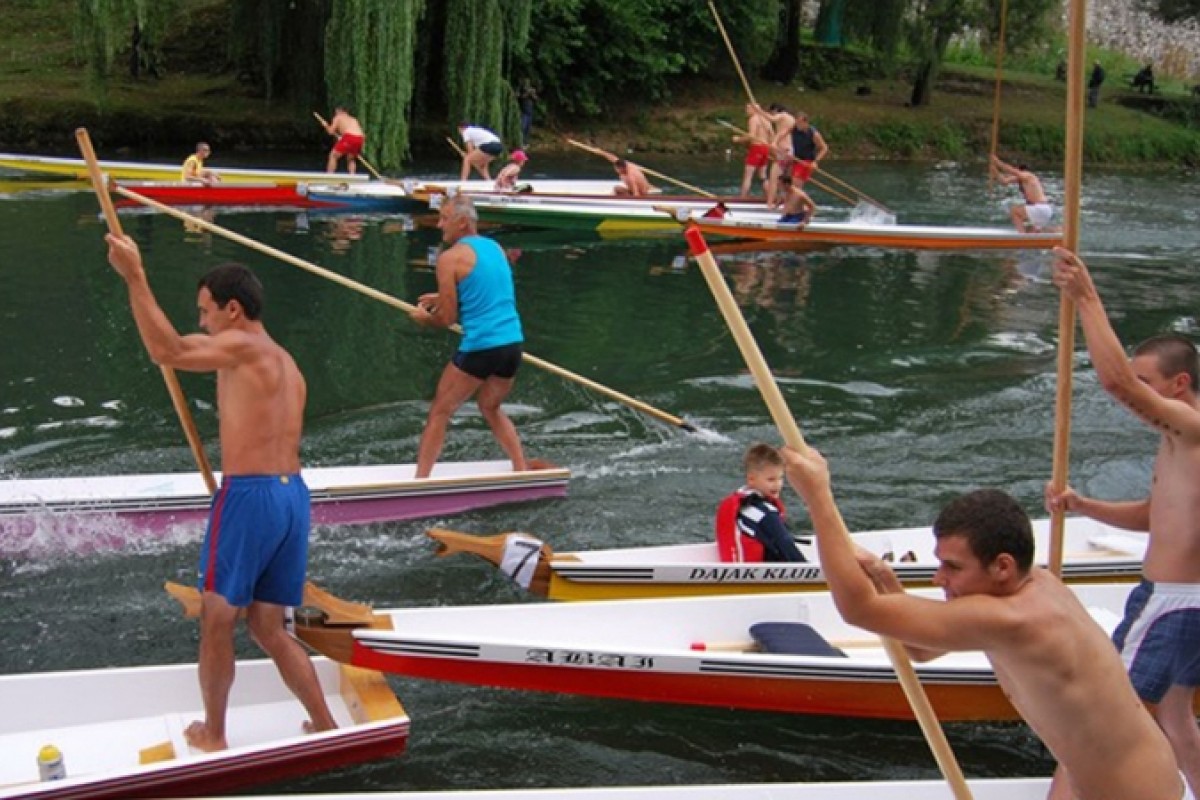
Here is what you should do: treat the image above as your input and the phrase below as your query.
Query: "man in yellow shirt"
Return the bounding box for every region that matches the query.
[181,142,220,186]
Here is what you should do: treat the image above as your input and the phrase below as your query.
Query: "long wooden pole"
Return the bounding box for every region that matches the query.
[708,1,756,106]
[1050,0,1089,576]
[684,224,972,800]
[987,0,1010,195]
[112,186,695,433]
[313,112,387,182]
[566,139,717,198]
[75,129,217,495]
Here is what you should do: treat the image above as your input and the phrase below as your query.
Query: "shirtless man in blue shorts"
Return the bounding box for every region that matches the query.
[105,235,336,752]
[1047,246,1200,798]
[409,194,527,478]
[991,155,1055,233]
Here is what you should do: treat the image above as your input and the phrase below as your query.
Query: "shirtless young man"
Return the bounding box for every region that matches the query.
[774,174,816,227]
[734,103,774,197]
[991,154,1054,233]
[1047,246,1200,798]
[324,106,365,175]
[105,234,336,752]
[758,103,796,206]
[782,446,1186,800]
[607,157,650,197]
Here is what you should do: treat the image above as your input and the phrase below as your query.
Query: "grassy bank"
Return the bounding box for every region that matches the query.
[2,0,1197,167]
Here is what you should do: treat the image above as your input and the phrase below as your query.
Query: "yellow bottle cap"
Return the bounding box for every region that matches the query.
[38,745,60,761]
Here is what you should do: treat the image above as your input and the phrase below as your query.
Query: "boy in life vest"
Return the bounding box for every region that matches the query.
[715,443,808,563]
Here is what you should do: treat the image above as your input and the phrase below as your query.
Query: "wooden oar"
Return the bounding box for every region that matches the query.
[112,186,695,433]
[446,136,467,159]
[683,223,973,800]
[313,112,387,182]
[1049,0,1088,577]
[75,128,217,495]
[566,138,716,198]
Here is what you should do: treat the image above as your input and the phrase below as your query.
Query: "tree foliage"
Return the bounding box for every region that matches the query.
[75,0,178,82]
[325,0,424,167]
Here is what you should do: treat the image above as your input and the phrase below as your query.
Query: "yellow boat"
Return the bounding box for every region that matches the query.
[0,151,370,186]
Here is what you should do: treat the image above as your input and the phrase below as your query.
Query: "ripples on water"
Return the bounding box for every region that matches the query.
[0,159,1196,791]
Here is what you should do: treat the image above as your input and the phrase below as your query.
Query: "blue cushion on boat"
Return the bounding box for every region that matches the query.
[750,622,848,658]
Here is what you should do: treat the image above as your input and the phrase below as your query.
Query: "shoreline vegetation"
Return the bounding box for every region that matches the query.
[2,3,1197,170]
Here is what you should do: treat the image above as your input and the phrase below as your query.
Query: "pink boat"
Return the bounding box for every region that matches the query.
[0,460,570,556]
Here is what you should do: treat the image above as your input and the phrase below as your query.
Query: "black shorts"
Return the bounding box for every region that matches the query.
[453,343,523,380]
[479,141,503,157]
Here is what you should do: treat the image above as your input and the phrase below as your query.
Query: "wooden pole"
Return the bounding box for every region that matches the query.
[113,185,695,433]
[707,1,756,106]
[1050,0,1089,577]
[75,129,217,495]
[566,139,717,198]
[684,223,973,800]
[987,0,1010,195]
[446,136,467,159]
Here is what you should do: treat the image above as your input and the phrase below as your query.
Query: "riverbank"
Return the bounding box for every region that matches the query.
[2,1,1197,168]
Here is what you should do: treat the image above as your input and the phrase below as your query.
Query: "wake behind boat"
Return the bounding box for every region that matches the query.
[426,515,1146,600]
[0,657,408,800]
[277,581,1165,722]
[0,461,569,556]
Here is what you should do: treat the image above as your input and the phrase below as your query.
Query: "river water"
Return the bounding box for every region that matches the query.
[0,155,1197,793]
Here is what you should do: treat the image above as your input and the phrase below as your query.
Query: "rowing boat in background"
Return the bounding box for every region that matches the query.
[0,658,408,800]
[683,213,1062,251]
[0,152,370,186]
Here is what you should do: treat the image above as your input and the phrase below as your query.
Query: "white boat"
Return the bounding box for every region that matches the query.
[0,461,570,556]
[426,515,1146,600]
[685,212,1061,251]
[208,777,1056,800]
[0,657,409,800]
[287,581,1147,722]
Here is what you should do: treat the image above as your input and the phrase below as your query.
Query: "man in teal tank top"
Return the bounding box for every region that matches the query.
[409,194,527,478]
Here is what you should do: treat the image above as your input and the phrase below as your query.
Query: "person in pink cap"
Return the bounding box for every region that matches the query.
[493,149,529,192]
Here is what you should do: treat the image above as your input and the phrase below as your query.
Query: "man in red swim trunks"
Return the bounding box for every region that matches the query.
[786,112,828,187]
[323,106,365,175]
[734,103,773,197]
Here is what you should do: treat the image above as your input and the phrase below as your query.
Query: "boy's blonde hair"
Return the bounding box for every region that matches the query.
[744,443,783,473]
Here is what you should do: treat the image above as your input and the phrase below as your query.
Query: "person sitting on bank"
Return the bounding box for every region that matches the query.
[181,142,220,186]
[774,174,816,227]
[715,443,808,564]
[493,150,529,192]
[1132,63,1156,94]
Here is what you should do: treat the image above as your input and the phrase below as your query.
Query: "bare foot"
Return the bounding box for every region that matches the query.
[184,720,228,752]
[302,719,337,734]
